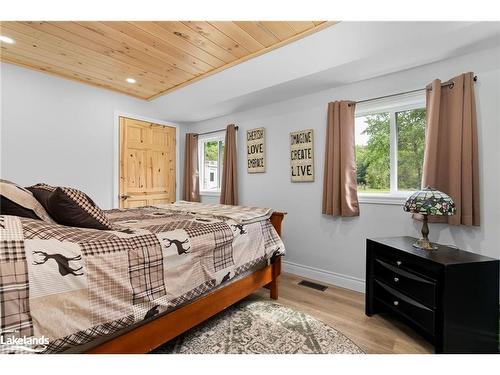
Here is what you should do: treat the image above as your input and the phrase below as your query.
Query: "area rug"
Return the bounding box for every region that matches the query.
[152,299,364,354]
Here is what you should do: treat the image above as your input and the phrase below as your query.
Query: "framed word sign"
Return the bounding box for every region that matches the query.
[247,128,266,173]
[290,129,314,182]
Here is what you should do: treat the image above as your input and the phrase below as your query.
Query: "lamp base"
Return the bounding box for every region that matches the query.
[413,215,438,250]
[413,238,438,250]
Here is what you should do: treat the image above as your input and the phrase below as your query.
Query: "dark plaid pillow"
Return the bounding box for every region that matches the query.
[26,183,55,211]
[28,184,113,230]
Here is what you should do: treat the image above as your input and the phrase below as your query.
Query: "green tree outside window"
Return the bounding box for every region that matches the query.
[356,108,426,193]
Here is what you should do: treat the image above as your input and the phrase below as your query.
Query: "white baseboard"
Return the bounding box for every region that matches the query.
[283,260,366,293]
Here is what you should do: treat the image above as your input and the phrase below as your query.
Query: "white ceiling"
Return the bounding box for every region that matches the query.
[150,21,500,123]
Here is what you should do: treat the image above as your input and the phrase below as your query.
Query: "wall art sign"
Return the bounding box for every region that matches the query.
[290,129,314,182]
[247,127,266,173]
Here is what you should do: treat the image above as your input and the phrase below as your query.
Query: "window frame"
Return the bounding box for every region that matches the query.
[198,131,225,196]
[354,91,426,205]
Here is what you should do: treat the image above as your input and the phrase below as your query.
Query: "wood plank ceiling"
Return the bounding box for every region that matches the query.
[0,21,332,100]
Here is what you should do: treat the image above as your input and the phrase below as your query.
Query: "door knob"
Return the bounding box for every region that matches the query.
[120,194,131,200]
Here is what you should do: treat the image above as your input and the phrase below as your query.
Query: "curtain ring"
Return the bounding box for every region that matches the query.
[448,82,455,89]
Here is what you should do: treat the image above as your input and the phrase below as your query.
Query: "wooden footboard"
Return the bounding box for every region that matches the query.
[266,211,285,300]
[86,211,286,354]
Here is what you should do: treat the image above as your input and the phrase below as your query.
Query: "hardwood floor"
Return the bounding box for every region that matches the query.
[250,272,433,354]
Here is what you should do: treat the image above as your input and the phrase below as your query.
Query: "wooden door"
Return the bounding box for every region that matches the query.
[119,117,176,208]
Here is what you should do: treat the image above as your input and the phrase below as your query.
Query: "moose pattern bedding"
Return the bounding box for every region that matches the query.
[0,204,284,354]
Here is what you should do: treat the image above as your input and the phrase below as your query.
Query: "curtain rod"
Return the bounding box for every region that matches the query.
[195,125,239,137]
[348,75,478,106]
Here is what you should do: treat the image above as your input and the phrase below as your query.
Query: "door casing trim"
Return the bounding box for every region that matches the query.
[113,111,180,209]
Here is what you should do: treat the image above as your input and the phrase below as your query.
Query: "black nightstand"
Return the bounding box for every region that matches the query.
[365,236,499,353]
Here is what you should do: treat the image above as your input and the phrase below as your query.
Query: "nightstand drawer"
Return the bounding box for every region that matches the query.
[371,243,441,279]
[374,280,435,335]
[374,259,436,308]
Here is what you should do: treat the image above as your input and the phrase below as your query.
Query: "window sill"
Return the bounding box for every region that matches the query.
[200,191,221,197]
[358,193,411,206]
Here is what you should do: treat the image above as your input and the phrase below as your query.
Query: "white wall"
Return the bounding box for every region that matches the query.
[0,63,178,209]
[183,47,500,291]
[1,45,498,294]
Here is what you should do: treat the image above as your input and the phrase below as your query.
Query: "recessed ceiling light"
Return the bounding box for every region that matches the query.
[126,78,136,84]
[0,35,15,44]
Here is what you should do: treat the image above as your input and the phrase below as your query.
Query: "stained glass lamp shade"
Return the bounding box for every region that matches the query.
[403,186,456,250]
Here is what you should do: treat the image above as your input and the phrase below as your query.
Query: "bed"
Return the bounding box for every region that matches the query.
[0,201,285,354]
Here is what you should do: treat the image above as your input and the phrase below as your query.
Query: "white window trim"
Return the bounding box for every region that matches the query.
[358,192,412,205]
[355,91,425,205]
[198,131,225,196]
[200,190,221,197]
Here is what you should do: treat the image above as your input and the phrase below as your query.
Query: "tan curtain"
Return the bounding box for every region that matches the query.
[422,72,479,226]
[220,124,238,205]
[322,101,359,216]
[182,133,200,202]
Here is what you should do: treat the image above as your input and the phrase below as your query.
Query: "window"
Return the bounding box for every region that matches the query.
[355,93,426,203]
[198,133,224,194]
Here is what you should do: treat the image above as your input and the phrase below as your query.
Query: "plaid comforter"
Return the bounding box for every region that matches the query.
[0,204,284,354]
[164,201,274,224]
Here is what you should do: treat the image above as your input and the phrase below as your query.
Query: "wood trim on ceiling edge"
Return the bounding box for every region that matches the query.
[146,21,339,101]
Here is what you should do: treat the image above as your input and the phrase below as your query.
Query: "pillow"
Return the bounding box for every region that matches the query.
[26,183,55,209]
[1,196,40,220]
[0,179,54,222]
[28,184,113,230]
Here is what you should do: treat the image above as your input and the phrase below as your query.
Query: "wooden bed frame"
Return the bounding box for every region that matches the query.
[85,211,286,354]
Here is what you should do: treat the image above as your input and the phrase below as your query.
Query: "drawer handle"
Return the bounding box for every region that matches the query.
[393,301,399,306]
[396,261,402,266]
[393,277,399,282]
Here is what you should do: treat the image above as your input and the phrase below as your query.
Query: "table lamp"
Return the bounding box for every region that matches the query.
[403,186,456,250]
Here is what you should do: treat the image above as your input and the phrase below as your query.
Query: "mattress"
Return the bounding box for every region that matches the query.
[0,203,284,354]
